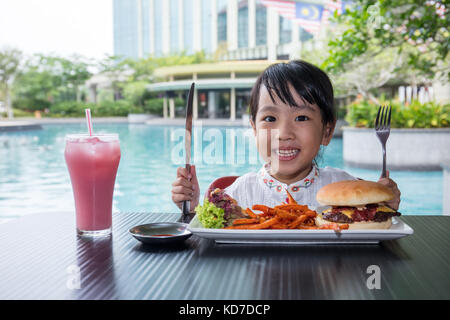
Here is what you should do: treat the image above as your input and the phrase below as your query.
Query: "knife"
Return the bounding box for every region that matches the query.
[181,82,195,222]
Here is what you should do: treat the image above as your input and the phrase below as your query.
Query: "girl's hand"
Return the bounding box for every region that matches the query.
[377,170,401,211]
[171,165,200,212]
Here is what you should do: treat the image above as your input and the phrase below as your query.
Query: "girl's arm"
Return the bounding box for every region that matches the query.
[171,165,200,212]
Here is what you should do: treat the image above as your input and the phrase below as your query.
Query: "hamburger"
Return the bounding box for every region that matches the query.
[315,180,401,230]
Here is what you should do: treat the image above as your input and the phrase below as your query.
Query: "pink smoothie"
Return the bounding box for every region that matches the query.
[65,134,121,233]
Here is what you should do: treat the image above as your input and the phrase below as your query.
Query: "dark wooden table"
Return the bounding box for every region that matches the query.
[0,212,449,300]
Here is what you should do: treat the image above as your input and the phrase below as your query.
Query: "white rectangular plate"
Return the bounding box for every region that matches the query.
[188,216,414,245]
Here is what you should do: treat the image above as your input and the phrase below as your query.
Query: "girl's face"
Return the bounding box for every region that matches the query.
[251,84,335,184]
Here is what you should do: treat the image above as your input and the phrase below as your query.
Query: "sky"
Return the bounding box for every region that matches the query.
[0,0,113,61]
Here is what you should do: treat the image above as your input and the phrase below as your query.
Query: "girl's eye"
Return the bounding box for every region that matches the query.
[263,116,276,122]
[295,115,309,121]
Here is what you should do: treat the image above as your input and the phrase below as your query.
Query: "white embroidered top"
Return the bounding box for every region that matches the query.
[224,164,357,211]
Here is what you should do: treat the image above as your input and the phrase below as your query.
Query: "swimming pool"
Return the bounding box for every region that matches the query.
[0,123,443,222]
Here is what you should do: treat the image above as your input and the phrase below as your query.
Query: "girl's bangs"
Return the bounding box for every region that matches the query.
[262,68,317,108]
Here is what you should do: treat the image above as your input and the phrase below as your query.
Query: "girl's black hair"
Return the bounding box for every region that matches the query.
[249,60,336,126]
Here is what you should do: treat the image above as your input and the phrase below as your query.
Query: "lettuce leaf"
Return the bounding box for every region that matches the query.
[195,199,225,229]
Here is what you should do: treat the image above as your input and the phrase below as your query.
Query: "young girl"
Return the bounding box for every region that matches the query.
[171,60,401,211]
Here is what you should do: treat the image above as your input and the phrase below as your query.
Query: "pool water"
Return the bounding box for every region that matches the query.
[0,123,443,221]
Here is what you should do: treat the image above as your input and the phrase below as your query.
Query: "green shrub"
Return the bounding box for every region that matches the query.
[48,100,140,117]
[143,98,164,115]
[13,98,50,112]
[175,98,185,108]
[336,106,347,120]
[0,107,30,117]
[345,100,449,128]
[143,97,184,115]
[49,101,93,117]
[122,81,148,107]
[94,100,136,117]
[13,108,34,117]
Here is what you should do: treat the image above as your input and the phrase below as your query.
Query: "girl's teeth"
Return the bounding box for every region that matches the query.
[277,149,299,156]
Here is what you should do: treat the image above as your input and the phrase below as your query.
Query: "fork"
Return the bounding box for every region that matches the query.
[375,105,391,179]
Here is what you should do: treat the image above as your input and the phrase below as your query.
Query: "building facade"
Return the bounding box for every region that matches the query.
[113,0,314,61]
[147,60,278,120]
[112,0,327,120]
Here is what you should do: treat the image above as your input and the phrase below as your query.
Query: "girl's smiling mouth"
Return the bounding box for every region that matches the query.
[275,148,300,161]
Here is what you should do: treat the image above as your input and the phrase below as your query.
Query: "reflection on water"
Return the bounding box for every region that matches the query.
[0,123,443,217]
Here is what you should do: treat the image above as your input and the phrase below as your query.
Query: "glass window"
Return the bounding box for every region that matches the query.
[183,0,194,54]
[201,0,212,53]
[113,0,139,59]
[238,0,248,48]
[170,0,179,52]
[299,26,313,42]
[236,89,251,119]
[279,15,292,44]
[217,0,227,43]
[255,0,267,46]
[141,0,150,56]
[154,1,163,56]
[217,90,231,119]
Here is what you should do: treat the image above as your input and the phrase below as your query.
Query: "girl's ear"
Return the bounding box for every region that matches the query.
[250,118,256,136]
[321,121,336,146]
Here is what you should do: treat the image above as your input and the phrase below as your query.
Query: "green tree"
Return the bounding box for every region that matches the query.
[59,55,92,102]
[13,54,92,111]
[97,51,210,112]
[152,50,209,68]
[122,81,148,107]
[0,47,22,118]
[13,55,62,111]
[323,0,449,80]
[97,55,131,101]
[300,37,403,103]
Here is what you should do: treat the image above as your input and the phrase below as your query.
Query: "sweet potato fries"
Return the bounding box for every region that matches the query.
[224,190,349,231]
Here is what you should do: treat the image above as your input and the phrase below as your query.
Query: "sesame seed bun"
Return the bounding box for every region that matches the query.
[316,180,394,206]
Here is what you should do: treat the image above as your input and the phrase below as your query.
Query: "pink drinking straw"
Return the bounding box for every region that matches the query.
[85,108,93,136]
